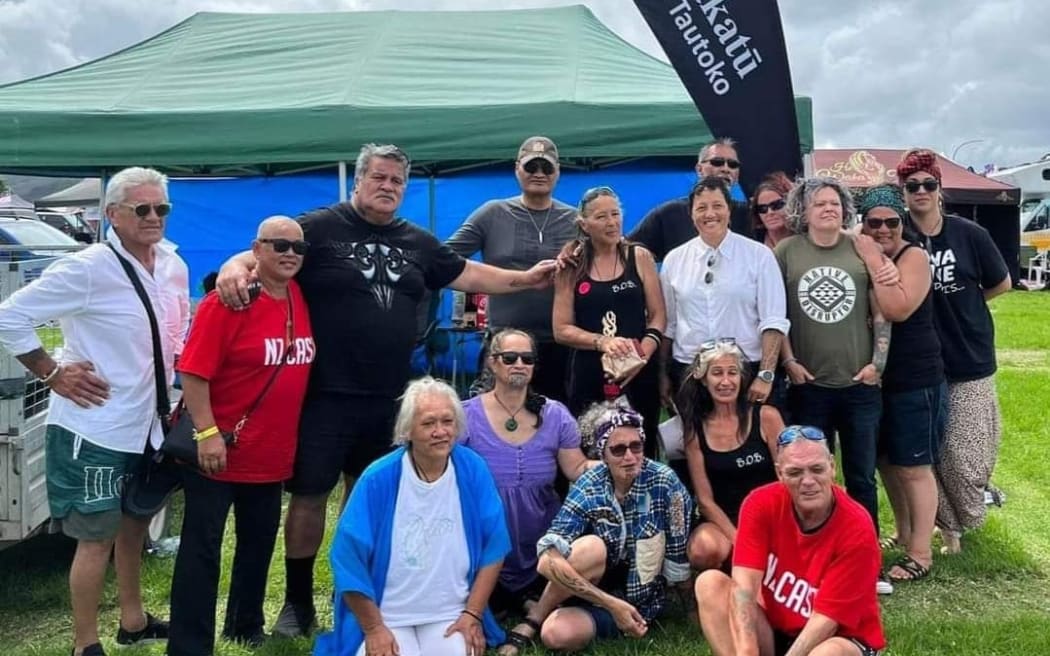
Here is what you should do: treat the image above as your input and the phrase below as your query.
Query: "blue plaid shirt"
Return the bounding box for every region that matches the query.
[537,459,692,621]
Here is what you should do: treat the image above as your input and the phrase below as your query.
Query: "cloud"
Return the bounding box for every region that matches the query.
[0,0,1046,169]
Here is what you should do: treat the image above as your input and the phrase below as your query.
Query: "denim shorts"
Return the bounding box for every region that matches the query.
[880,382,948,466]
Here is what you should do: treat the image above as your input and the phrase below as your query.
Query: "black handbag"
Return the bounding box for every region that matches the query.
[108,244,287,471]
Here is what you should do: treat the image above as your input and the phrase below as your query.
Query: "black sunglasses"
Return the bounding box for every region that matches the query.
[523,159,555,175]
[904,179,940,193]
[607,440,644,457]
[119,202,172,219]
[702,157,741,170]
[776,425,826,450]
[259,238,309,255]
[864,217,902,230]
[704,252,717,285]
[493,351,536,366]
[755,198,786,214]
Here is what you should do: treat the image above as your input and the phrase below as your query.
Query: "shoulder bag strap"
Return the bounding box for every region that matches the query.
[107,243,170,427]
[231,295,292,437]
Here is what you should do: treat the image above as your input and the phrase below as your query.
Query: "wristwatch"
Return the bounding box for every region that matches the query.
[756,369,775,383]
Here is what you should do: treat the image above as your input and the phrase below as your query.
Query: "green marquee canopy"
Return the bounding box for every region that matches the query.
[0,5,813,176]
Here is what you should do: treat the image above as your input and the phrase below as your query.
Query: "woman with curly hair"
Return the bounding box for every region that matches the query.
[460,328,593,617]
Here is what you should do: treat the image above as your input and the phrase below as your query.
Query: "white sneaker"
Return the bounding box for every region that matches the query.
[877,575,894,595]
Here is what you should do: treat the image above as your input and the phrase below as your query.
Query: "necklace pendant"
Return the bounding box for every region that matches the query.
[538,231,543,244]
[505,417,519,432]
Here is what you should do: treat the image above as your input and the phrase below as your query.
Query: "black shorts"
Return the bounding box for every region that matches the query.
[774,630,880,656]
[285,393,398,496]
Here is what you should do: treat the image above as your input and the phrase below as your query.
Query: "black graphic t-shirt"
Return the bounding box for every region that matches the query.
[296,202,466,397]
[921,215,1009,382]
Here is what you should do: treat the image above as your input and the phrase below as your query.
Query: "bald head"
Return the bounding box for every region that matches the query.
[256,215,302,241]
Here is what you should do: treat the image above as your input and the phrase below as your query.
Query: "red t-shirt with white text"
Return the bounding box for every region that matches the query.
[732,483,886,650]
[177,283,314,483]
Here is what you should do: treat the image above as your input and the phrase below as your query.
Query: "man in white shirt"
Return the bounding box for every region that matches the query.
[0,167,185,656]
[659,176,789,408]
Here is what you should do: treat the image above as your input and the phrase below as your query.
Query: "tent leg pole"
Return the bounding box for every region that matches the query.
[97,169,108,242]
[338,161,348,201]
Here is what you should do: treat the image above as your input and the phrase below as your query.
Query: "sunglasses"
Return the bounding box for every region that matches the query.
[864,217,902,230]
[119,202,172,219]
[904,179,940,193]
[259,238,309,255]
[607,440,644,457]
[755,198,786,215]
[704,252,717,285]
[700,337,737,352]
[776,425,826,450]
[493,351,536,366]
[702,157,741,170]
[523,159,556,175]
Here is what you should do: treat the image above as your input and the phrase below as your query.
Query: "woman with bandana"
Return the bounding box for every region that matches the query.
[859,185,944,582]
[497,401,692,655]
[895,150,1012,555]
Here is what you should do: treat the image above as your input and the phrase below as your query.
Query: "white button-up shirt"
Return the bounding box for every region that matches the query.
[0,233,187,453]
[661,232,789,364]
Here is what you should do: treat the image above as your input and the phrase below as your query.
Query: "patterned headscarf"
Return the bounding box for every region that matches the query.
[594,406,646,455]
[896,149,942,183]
[857,184,906,218]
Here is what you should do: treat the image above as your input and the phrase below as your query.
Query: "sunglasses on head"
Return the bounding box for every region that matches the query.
[493,351,536,366]
[904,179,940,193]
[120,202,172,219]
[702,157,741,170]
[523,159,556,175]
[755,198,786,215]
[864,217,902,230]
[776,425,826,450]
[259,238,309,255]
[700,337,737,353]
[607,440,644,457]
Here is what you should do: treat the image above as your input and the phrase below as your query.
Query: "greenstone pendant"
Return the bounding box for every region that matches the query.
[505,417,519,432]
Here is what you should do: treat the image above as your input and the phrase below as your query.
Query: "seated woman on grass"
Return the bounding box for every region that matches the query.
[498,401,692,655]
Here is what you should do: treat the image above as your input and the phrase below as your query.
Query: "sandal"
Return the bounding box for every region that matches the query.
[887,554,931,582]
[878,535,901,550]
[497,617,541,656]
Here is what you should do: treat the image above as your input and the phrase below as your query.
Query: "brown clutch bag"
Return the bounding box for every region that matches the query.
[601,339,647,382]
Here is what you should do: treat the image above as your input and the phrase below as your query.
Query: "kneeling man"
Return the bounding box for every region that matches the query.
[695,426,886,656]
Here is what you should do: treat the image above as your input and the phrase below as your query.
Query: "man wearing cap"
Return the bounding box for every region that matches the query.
[447,136,577,401]
[695,426,886,656]
[629,137,753,261]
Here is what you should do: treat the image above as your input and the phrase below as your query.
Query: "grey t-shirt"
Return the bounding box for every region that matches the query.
[446,197,577,340]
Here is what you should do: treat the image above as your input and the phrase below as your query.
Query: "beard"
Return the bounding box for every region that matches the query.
[507,372,530,389]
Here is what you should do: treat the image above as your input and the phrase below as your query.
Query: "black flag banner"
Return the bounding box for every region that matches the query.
[633,0,803,191]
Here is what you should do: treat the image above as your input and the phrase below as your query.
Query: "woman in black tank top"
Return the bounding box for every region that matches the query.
[859,185,945,583]
[677,341,783,571]
[553,187,666,457]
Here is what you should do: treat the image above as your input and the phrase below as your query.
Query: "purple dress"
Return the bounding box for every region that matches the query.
[460,396,581,591]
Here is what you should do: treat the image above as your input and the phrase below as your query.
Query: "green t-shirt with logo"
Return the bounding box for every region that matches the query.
[776,234,872,388]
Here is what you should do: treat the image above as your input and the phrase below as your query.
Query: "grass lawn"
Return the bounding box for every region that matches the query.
[1,292,1048,655]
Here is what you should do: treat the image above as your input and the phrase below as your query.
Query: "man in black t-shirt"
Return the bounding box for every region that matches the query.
[628,137,753,261]
[215,143,558,638]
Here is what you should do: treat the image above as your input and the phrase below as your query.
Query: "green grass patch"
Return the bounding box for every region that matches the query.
[1,291,1048,655]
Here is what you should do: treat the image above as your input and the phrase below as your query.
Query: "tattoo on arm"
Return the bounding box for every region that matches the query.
[759,330,783,373]
[871,318,891,375]
[546,557,614,608]
[732,587,757,636]
[16,348,54,378]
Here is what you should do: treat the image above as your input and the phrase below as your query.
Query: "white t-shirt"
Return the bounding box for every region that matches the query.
[381,452,470,627]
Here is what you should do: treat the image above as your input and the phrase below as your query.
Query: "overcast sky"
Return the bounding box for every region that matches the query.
[1,0,1047,169]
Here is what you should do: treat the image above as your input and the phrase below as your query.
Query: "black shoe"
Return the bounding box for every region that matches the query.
[270,602,316,639]
[116,612,169,645]
[72,644,106,656]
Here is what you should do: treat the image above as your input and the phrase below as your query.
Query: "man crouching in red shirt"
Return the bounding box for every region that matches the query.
[168,216,315,655]
[695,425,886,656]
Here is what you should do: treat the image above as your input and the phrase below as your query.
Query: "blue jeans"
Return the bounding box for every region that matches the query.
[789,383,882,530]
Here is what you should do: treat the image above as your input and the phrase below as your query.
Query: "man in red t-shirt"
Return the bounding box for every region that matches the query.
[168,216,315,655]
[695,426,886,656]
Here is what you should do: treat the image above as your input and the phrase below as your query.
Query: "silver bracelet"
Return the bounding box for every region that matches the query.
[40,364,62,384]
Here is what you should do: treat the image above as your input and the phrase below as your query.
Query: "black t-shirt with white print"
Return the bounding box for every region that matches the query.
[296,202,466,397]
[921,214,1009,382]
